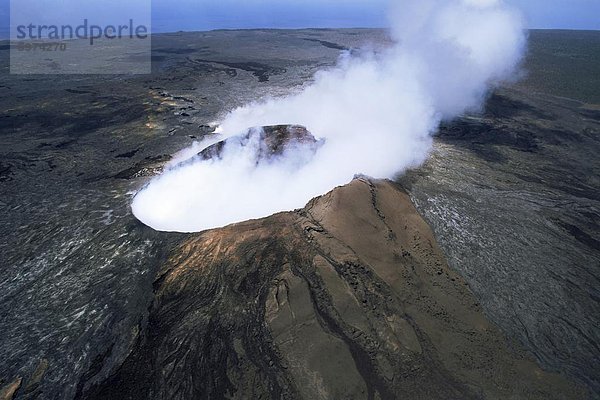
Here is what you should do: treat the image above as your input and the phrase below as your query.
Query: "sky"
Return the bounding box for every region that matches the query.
[150,0,600,32]
[1,0,599,38]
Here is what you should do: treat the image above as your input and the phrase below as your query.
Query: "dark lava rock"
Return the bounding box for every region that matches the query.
[399,86,600,396]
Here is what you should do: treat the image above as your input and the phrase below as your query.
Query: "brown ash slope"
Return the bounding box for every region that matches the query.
[84,179,582,400]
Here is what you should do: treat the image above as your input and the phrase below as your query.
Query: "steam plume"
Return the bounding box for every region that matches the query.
[132,0,525,233]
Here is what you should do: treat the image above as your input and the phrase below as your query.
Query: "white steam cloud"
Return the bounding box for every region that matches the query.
[132,0,525,233]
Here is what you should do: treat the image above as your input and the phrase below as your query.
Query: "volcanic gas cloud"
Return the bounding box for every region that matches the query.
[132,0,526,233]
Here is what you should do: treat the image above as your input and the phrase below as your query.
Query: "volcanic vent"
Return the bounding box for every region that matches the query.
[194,125,323,165]
[131,125,326,233]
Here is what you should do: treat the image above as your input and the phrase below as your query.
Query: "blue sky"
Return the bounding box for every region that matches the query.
[151,0,388,32]
[1,0,599,38]
[151,0,600,32]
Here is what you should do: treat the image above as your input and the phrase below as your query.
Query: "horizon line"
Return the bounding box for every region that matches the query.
[1,26,599,41]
